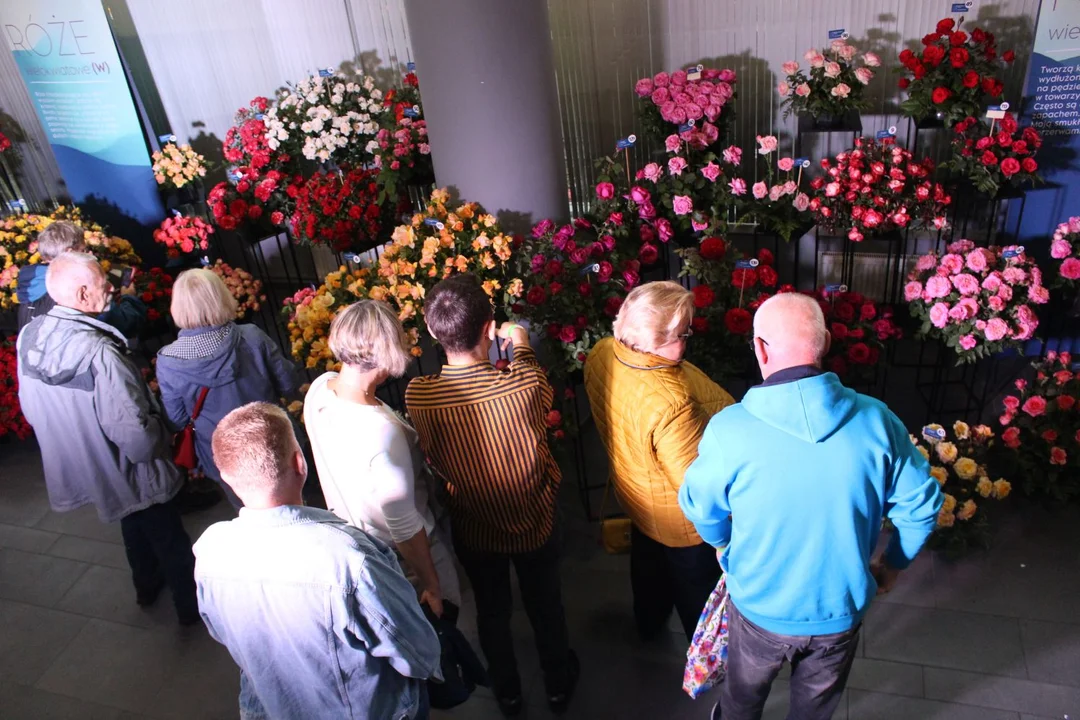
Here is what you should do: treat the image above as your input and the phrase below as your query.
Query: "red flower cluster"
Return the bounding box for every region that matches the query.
[152,215,214,259]
[898,17,1014,125]
[289,167,384,252]
[948,113,1042,196]
[809,137,951,240]
[134,267,174,324]
[0,130,11,154]
[0,335,32,440]
[797,287,900,378]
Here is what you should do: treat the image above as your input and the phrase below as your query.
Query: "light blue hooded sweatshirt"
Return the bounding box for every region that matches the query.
[679,369,942,636]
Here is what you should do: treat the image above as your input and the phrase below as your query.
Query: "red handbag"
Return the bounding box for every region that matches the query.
[172,387,210,470]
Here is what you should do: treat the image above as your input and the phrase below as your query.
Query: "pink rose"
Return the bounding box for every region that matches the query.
[863,52,881,67]
[793,193,810,212]
[651,88,670,105]
[1029,284,1050,304]
[596,182,615,200]
[778,157,795,172]
[984,317,1010,341]
[904,281,924,302]
[1003,267,1027,285]
[673,195,694,215]
[998,284,1013,302]
[654,71,670,87]
[642,162,663,182]
[778,81,791,97]
[752,181,768,199]
[795,83,811,97]
[1022,395,1047,417]
[718,69,736,83]
[930,302,950,328]
[668,157,689,176]
[959,334,977,351]
[634,77,654,97]
[769,185,783,202]
[915,254,938,272]
[691,219,708,232]
[729,178,747,195]
[1051,239,1072,259]
[949,297,978,320]
[630,186,651,204]
[925,275,952,299]
[756,135,778,154]
[854,67,874,85]
[982,273,1002,292]
[723,146,742,166]
[782,60,800,75]
[1061,257,1080,280]
[940,253,964,275]
[965,249,989,273]
[665,134,682,153]
[701,162,721,182]
[951,273,980,296]
[782,180,797,195]
[988,296,1005,312]
[655,218,674,243]
[805,49,825,68]
[824,62,842,78]
[949,239,975,254]
[825,182,841,197]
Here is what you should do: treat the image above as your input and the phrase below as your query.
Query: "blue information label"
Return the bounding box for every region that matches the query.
[615,138,635,149]
[578,263,600,276]
[343,253,362,263]
[423,217,441,226]
[951,2,969,12]
[922,425,947,440]
[402,108,419,118]
[824,283,848,293]
[1002,247,1023,258]
[157,133,176,144]
[406,61,416,71]
[677,122,694,133]
[794,157,809,166]
[318,68,334,77]
[735,259,759,269]
[828,28,845,40]
[199,256,210,267]
[875,129,894,139]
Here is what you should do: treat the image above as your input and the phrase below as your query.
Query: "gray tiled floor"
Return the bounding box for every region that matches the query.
[1,437,1078,720]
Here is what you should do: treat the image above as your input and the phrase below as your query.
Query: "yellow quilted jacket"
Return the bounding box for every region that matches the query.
[584,337,735,548]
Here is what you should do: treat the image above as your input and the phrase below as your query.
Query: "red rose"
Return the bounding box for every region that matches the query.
[962,71,980,89]
[899,49,915,65]
[692,285,715,309]
[603,296,624,318]
[639,243,659,265]
[830,322,849,341]
[1003,50,1015,62]
[757,248,774,266]
[691,316,709,334]
[700,236,726,260]
[834,301,856,322]
[932,87,952,104]
[1000,157,1021,177]
[898,77,911,90]
[972,28,987,43]
[913,64,927,80]
[724,307,752,335]
[270,211,284,225]
[1021,157,1037,173]
[559,325,579,343]
[981,150,998,166]
[922,33,941,46]
[847,342,871,364]
[731,268,758,288]
[1012,140,1029,155]
[923,45,946,67]
[1043,429,1059,444]
[949,47,970,68]
[936,18,955,33]
[859,302,877,321]
[989,79,1004,97]
[549,281,563,295]
[247,205,263,220]
[1058,394,1076,411]
[526,286,547,305]
[950,31,968,46]
[758,265,778,287]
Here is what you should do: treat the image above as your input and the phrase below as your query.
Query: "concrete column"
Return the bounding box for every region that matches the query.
[402,0,568,227]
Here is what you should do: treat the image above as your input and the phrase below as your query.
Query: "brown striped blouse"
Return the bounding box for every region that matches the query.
[405,344,561,554]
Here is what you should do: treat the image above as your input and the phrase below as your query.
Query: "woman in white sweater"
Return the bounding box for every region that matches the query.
[304,300,460,615]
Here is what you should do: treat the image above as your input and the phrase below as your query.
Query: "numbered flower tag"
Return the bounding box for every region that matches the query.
[735,259,760,269]
[686,63,704,81]
[1002,246,1024,259]
[828,28,849,40]
[922,425,947,440]
[986,102,1009,120]
[678,121,695,133]
[407,61,416,71]
[824,283,848,293]
[951,1,973,12]
[578,263,601,276]
[615,134,637,150]
[157,133,177,144]
[318,68,334,77]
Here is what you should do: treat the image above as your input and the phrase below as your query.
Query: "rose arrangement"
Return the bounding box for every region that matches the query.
[743,135,812,241]
[1049,217,1080,290]
[151,142,207,190]
[265,71,384,166]
[946,113,1042,197]
[633,66,737,149]
[288,167,385,251]
[809,137,951,240]
[999,352,1080,500]
[373,71,433,202]
[778,40,880,120]
[644,139,744,240]
[152,215,213,259]
[916,421,1009,555]
[898,17,1014,126]
[806,287,902,382]
[906,239,1047,362]
[133,267,174,324]
[208,259,264,318]
[0,335,32,440]
[0,130,10,154]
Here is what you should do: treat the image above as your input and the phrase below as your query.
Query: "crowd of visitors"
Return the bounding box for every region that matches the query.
[15,252,943,720]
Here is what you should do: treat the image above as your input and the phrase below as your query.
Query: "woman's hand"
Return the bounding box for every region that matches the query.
[419,586,443,618]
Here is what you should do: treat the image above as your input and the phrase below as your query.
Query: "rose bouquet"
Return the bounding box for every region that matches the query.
[633,67,737,149]
[208,259,264,319]
[644,140,744,241]
[133,267,174,324]
[906,239,1047,362]
[1048,217,1080,290]
[265,71,384,166]
[288,167,387,251]
[999,352,1080,500]
[0,130,10,154]
[152,215,213,259]
[898,17,1015,126]
[778,41,879,121]
[151,142,206,190]
[374,71,434,202]
[809,137,951,240]
[743,135,813,242]
[804,287,902,382]
[916,421,1009,555]
[946,113,1042,197]
[0,335,32,440]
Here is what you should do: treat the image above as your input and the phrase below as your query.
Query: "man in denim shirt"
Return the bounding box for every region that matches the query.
[195,402,441,719]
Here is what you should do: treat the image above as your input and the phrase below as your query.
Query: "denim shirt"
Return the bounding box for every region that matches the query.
[194,505,441,719]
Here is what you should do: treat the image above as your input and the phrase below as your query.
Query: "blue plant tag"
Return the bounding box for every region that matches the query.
[794,157,809,167]
[254,113,266,121]
[824,283,848,293]
[986,102,1009,119]
[922,425,947,440]
[406,61,416,71]
[951,2,971,12]
[226,168,242,183]
[423,217,445,230]
[828,28,846,40]
[157,133,177,144]
[343,252,362,263]
[171,208,182,217]
[403,108,419,118]
[678,121,695,133]
[686,63,703,81]
[200,256,210,267]
[318,68,334,77]
[735,259,760,269]
[7,199,28,212]
[1003,246,1024,258]
[616,134,637,150]
[876,130,893,140]
[578,263,600,276]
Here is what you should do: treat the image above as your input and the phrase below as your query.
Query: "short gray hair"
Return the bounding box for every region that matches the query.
[45,252,103,306]
[328,300,411,377]
[170,269,237,329]
[37,221,86,262]
[754,293,829,362]
[613,281,694,353]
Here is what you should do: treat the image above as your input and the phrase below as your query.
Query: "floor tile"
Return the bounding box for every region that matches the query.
[431,694,510,720]
[0,548,89,607]
[34,619,177,713]
[923,667,1080,718]
[1020,619,1080,687]
[846,657,924,698]
[145,626,240,719]
[0,472,53,528]
[55,565,174,629]
[0,680,131,719]
[34,507,124,545]
[0,521,60,553]
[863,603,1028,678]
[873,550,937,609]
[0,599,89,685]
[47,535,131,570]
[847,689,1020,719]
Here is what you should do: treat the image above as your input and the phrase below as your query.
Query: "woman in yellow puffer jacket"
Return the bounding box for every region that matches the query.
[584,280,734,640]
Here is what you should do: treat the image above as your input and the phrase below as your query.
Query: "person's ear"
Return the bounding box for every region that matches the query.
[487,319,496,341]
[824,330,833,357]
[75,284,89,306]
[292,448,308,484]
[754,336,769,367]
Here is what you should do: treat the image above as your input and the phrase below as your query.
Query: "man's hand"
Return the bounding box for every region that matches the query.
[119,282,137,297]
[871,555,902,595]
[419,587,443,618]
[496,322,529,352]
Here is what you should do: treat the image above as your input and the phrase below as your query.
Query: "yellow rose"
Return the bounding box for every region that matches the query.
[917,445,930,461]
[506,278,524,298]
[430,188,450,205]
[957,499,977,521]
[952,421,970,440]
[941,493,957,514]
[953,457,978,481]
[936,509,955,528]
[976,477,993,497]
[929,466,948,486]
[936,442,958,464]
[992,479,1011,499]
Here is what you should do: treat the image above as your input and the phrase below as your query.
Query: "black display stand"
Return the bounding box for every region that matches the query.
[794,111,863,158]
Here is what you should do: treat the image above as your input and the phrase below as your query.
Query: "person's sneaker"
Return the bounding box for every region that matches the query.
[495,694,523,717]
[135,578,166,607]
[711,699,722,719]
[547,649,580,714]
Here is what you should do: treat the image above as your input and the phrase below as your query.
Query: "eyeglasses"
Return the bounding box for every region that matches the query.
[678,328,694,340]
[748,336,769,351]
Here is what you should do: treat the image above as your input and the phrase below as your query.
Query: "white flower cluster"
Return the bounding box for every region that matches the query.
[264,73,384,163]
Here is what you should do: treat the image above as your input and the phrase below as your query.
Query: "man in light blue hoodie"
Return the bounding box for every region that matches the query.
[679,293,942,720]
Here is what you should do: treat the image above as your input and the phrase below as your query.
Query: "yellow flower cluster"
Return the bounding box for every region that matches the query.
[151,142,206,190]
[919,420,1010,533]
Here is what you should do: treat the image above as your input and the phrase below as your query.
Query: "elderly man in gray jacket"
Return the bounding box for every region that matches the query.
[17,252,198,625]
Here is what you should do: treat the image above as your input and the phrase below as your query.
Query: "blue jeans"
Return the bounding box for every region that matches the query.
[721,602,860,720]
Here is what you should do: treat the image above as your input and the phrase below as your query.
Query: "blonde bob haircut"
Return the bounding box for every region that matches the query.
[613,280,694,354]
[328,300,411,378]
[170,268,238,329]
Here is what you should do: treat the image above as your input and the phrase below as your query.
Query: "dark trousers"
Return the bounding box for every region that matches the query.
[119,499,199,622]
[630,526,721,641]
[454,525,571,699]
[721,602,860,720]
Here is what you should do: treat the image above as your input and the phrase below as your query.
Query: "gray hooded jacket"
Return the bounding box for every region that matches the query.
[17,306,182,522]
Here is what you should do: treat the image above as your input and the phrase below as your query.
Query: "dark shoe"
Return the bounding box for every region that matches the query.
[174,484,222,515]
[135,577,166,606]
[495,694,523,717]
[711,699,722,720]
[547,649,580,714]
[178,612,202,627]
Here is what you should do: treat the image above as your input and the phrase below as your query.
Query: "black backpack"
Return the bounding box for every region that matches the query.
[423,601,489,710]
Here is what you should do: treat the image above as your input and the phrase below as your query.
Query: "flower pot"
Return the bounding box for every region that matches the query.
[797,111,862,134]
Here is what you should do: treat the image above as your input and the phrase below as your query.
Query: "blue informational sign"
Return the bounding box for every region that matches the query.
[4,0,163,227]
[828,29,846,40]
[1015,0,1080,243]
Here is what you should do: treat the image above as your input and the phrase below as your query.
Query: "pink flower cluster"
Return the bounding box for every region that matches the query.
[1049,216,1080,286]
[906,239,1047,359]
[634,67,736,148]
[372,117,430,172]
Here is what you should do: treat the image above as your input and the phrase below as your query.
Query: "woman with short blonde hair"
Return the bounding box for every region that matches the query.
[156,268,299,508]
[584,280,735,640]
[305,300,461,616]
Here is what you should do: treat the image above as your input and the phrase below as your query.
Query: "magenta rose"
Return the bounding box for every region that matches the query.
[597,261,614,282]
[930,302,950,328]
[984,317,1010,341]
[654,71,670,87]
[559,325,579,343]
[638,202,657,220]
[600,234,616,252]
[1062,257,1080,280]
[639,243,659,265]
[651,88,670,105]
[904,281,923,302]
[925,275,952,299]
[628,186,651,205]
[951,273,980,296]
[959,335,977,351]
[701,162,721,183]
[596,182,615,200]
[530,254,546,273]
[655,218,674,243]
[673,195,694,215]
[665,134,682,153]
[623,270,641,289]
[607,212,624,227]
[569,247,589,265]
[1052,239,1072,259]
[634,77,654,97]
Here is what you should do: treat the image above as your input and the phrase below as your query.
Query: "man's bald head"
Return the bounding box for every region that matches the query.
[753,293,830,376]
[45,252,112,314]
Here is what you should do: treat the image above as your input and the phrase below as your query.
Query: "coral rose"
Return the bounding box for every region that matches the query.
[1022,395,1047,417]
